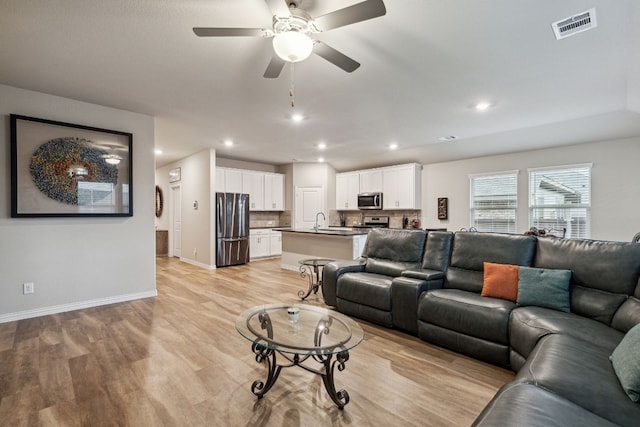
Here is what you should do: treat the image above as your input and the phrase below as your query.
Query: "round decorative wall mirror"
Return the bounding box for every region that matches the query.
[155,185,164,218]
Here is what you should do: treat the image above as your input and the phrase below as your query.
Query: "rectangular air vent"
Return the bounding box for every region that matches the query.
[552,8,597,40]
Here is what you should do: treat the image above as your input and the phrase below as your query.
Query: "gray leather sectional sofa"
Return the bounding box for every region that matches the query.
[322,228,640,426]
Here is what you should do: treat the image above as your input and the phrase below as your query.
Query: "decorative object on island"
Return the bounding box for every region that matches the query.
[155,185,163,218]
[438,197,448,220]
[168,167,181,182]
[10,114,133,217]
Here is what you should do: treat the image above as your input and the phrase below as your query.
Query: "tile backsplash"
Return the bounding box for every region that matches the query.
[250,210,291,228]
[329,210,422,229]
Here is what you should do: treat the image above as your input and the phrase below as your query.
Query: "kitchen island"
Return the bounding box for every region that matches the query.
[279,228,369,271]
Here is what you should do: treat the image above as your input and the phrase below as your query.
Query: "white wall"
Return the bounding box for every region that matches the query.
[155,149,215,269]
[216,157,278,173]
[422,137,640,242]
[0,84,156,321]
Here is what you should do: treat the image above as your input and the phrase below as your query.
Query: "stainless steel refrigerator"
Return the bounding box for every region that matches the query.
[216,192,250,267]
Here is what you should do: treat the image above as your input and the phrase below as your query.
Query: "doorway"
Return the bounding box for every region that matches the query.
[295,186,325,229]
[170,184,182,257]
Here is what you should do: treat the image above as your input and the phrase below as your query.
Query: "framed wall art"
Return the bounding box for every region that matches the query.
[10,114,133,217]
[437,197,448,220]
[169,167,181,183]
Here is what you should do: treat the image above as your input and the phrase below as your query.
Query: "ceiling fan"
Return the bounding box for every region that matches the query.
[193,0,386,78]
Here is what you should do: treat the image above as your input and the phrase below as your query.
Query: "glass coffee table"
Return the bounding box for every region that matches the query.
[235,304,364,409]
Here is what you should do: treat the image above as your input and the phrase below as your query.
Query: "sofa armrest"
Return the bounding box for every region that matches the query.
[391,275,444,333]
[401,269,445,281]
[322,260,366,307]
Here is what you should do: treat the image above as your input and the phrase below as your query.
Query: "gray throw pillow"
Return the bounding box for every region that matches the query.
[610,323,640,402]
[517,266,572,312]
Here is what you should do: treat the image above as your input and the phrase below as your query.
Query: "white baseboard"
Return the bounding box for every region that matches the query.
[0,290,158,324]
[179,257,216,270]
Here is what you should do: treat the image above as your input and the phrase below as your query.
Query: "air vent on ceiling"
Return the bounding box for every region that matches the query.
[552,8,597,40]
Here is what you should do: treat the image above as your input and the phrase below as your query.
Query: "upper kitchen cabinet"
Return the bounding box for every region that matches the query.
[336,171,360,211]
[359,169,383,193]
[264,172,284,211]
[383,163,422,210]
[216,167,243,194]
[242,170,265,210]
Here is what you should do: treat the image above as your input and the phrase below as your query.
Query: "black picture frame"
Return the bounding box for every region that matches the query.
[10,114,133,217]
[438,197,448,220]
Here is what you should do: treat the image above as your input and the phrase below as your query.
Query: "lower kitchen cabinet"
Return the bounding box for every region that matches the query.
[250,229,282,259]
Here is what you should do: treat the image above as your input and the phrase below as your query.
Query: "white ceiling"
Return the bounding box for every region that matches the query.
[1,0,639,171]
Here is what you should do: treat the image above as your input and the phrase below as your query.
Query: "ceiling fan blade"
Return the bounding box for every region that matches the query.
[314,0,386,31]
[263,54,286,78]
[193,27,267,37]
[264,0,291,17]
[313,41,360,73]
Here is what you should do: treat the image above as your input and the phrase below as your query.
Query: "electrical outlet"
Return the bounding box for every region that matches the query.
[267,221,274,226]
[23,282,34,294]
[193,248,197,257]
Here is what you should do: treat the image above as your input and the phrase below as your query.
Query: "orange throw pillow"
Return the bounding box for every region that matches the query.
[481,262,519,302]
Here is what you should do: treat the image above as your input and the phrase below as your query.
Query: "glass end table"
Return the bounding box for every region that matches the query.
[235,304,364,409]
[298,258,334,300]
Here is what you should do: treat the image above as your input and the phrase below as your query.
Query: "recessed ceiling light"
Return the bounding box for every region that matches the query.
[475,102,491,111]
[317,142,326,150]
[318,157,325,163]
[292,114,304,123]
[154,149,163,155]
[389,143,398,150]
[224,139,234,147]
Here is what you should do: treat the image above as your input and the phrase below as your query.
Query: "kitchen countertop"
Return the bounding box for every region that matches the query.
[278,228,370,236]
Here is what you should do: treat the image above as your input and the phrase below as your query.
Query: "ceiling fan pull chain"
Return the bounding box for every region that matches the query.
[290,62,295,107]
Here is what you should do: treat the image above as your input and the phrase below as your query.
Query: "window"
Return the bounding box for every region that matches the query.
[470,171,518,233]
[528,164,591,239]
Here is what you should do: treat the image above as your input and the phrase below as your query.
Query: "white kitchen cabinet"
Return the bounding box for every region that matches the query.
[264,173,284,211]
[216,167,243,194]
[382,163,422,210]
[242,171,265,210]
[250,229,270,259]
[359,169,383,193]
[336,172,360,210]
[269,230,282,255]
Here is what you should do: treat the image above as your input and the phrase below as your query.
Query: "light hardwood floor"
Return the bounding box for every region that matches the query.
[0,257,514,426]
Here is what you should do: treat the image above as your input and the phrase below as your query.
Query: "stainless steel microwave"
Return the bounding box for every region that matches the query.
[357,192,383,210]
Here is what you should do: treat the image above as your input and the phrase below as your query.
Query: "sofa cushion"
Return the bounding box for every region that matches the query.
[418,289,516,345]
[365,258,422,277]
[421,231,453,271]
[472,381,619,427]
[509,306,624,361]
[517,266,571,313]
[612,297,640,333]
[445,232,537,293]
[534,238,640,325]
[516,334,640,426]
[337,272,392,311]
[610,323,640,402]
[363,228,426,263]
[481,262,519,301]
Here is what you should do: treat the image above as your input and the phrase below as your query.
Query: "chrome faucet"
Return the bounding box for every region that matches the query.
[314,212,326,231]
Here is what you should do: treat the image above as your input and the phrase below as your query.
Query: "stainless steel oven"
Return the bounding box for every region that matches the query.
[357,192,383,210]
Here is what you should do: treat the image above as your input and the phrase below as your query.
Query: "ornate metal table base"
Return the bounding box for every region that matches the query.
[298,259,334,301]
[248,311,351,409]
[250,343,351,409]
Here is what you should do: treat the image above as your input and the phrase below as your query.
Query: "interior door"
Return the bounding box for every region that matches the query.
[170,184,181,257]
[295,186,324,229]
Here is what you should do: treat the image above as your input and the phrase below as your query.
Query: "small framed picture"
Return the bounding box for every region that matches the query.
[438,197,448,220]
[169,167,181,182]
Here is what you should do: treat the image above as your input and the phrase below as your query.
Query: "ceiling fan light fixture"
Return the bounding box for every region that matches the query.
[273,31,313,62]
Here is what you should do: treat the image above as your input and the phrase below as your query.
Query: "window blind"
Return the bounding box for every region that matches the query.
[529,164,591,239]
[470,172,518,233]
